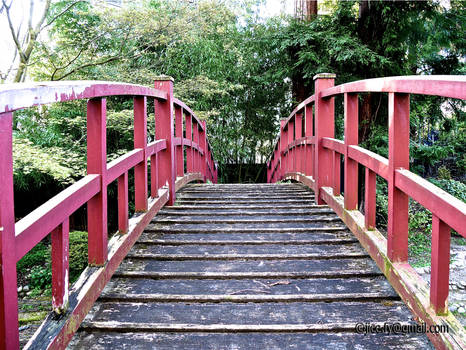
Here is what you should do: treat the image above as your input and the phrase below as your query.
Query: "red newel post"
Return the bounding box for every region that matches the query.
[134,96,148,212]
[314,73,336,205]
[87,98,108,266]
[51,218,69,313]
[175,107,184,178]
[387,92,410,262]
[155,76,176,206]
[288,119,294,172]
[0,112,20,350]
[305,105,313,178]
[344,92,358,210]
[430,215,450,315]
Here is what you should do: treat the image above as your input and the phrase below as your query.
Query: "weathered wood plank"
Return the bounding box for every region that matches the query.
[70,331,433,350]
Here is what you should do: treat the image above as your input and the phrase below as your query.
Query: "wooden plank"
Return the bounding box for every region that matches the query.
[69,331,432,350]
[101,277,397,298]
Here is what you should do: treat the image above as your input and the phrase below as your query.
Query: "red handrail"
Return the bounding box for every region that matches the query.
[267,74,466,349]
[0,78,218,349]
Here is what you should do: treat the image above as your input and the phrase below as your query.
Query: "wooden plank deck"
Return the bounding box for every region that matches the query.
[69,183,433,349]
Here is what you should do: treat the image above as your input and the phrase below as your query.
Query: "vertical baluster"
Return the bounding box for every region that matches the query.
[87,98,108,266]
[387,92,410,262]
[134,96,148,212]
[200,120,207,181]
[150,153,158,198]
[51,219,69,313]
[118,172,129,233]
[155,77,176,205]
[365,168,376,229]
[0,112,19,349]
[288,119,294,173]
[193,121,200,174]
[185,114,193,173]
[430,216,450,315]
[314,73,336,205]
[344,92,358,210]
[305,105,314,178]
[280,120,287,179]
[333,151,341,196]
[295,112,303,174]
[175,107,184,178]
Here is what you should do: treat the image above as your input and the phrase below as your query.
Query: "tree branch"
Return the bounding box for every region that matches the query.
[42,0,85,30]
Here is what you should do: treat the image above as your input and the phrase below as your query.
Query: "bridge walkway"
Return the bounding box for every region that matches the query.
[69,183,432,349]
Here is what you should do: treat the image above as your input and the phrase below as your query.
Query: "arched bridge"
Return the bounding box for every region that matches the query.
[0,75,465,349]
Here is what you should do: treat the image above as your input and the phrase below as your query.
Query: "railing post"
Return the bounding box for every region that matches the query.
[344,93,358,210]
[314,73,336,205]
[430,215,450,315]
[365,168,376,229]
[87,98,108,266]
[0,112,20,350]
[280,119,286,179]
[175,107,184,179]
[118,172,129,232]
[134,96,148,212]
[155,76,176,206]
[51,218,69,313]
[185,114,193,173]
[387,92,410,262]
[193,121,200,174]
[305,105,313,178]
[200,120,207,181]
[295,112,303,174]
[288,119,294,172]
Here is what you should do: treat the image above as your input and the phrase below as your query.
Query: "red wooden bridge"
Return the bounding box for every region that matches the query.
[0,75,465,349]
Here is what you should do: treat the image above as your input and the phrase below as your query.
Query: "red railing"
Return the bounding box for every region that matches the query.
[267,74,466,349]
[0,78,217,349]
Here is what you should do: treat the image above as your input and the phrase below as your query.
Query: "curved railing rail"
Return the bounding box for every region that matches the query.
[267,74,466,349]
[0,78,217,349]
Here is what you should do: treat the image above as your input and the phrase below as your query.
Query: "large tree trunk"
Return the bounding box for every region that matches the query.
[292,0,318,103]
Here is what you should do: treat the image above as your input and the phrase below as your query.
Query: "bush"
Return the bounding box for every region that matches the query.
[68,231,89,283]
[17,243,48,273]
[29,265,52,290]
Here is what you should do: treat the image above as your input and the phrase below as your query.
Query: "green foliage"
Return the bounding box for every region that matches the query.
[429,178,466,202]
[29,265,52,290]
[17,243,49,273]
[68,231,89,283]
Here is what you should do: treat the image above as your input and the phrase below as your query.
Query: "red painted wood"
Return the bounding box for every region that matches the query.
[118,172,129,234]
[86,98,108,266]
[322,137,345,154]
[365,168,376,230]
[296,112,303,173]
[280,119,286,180]
[200,120,207,181]
[193,121,200,173]
[344,93,358,210]
[430,216,450,315]
[185,114,193,173]
[146,139,167,156]
[15,175,100,261]
[305,104,313,177]
[0,81,167,114]
[155,79,176,205]
[106,149,144,185]
[150,154,158,198]
[333,151,341,196]
[173,98,204,131]
[348,145,389,180]
[288,119,294,172]
[51,219,69,313]
[175,106,184,178]
[387,92,410,262]
[314,74,335,205]
[320,75,466,100]
[134,96,148,212]
[0,112,19,350]
[395,169,466,237]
